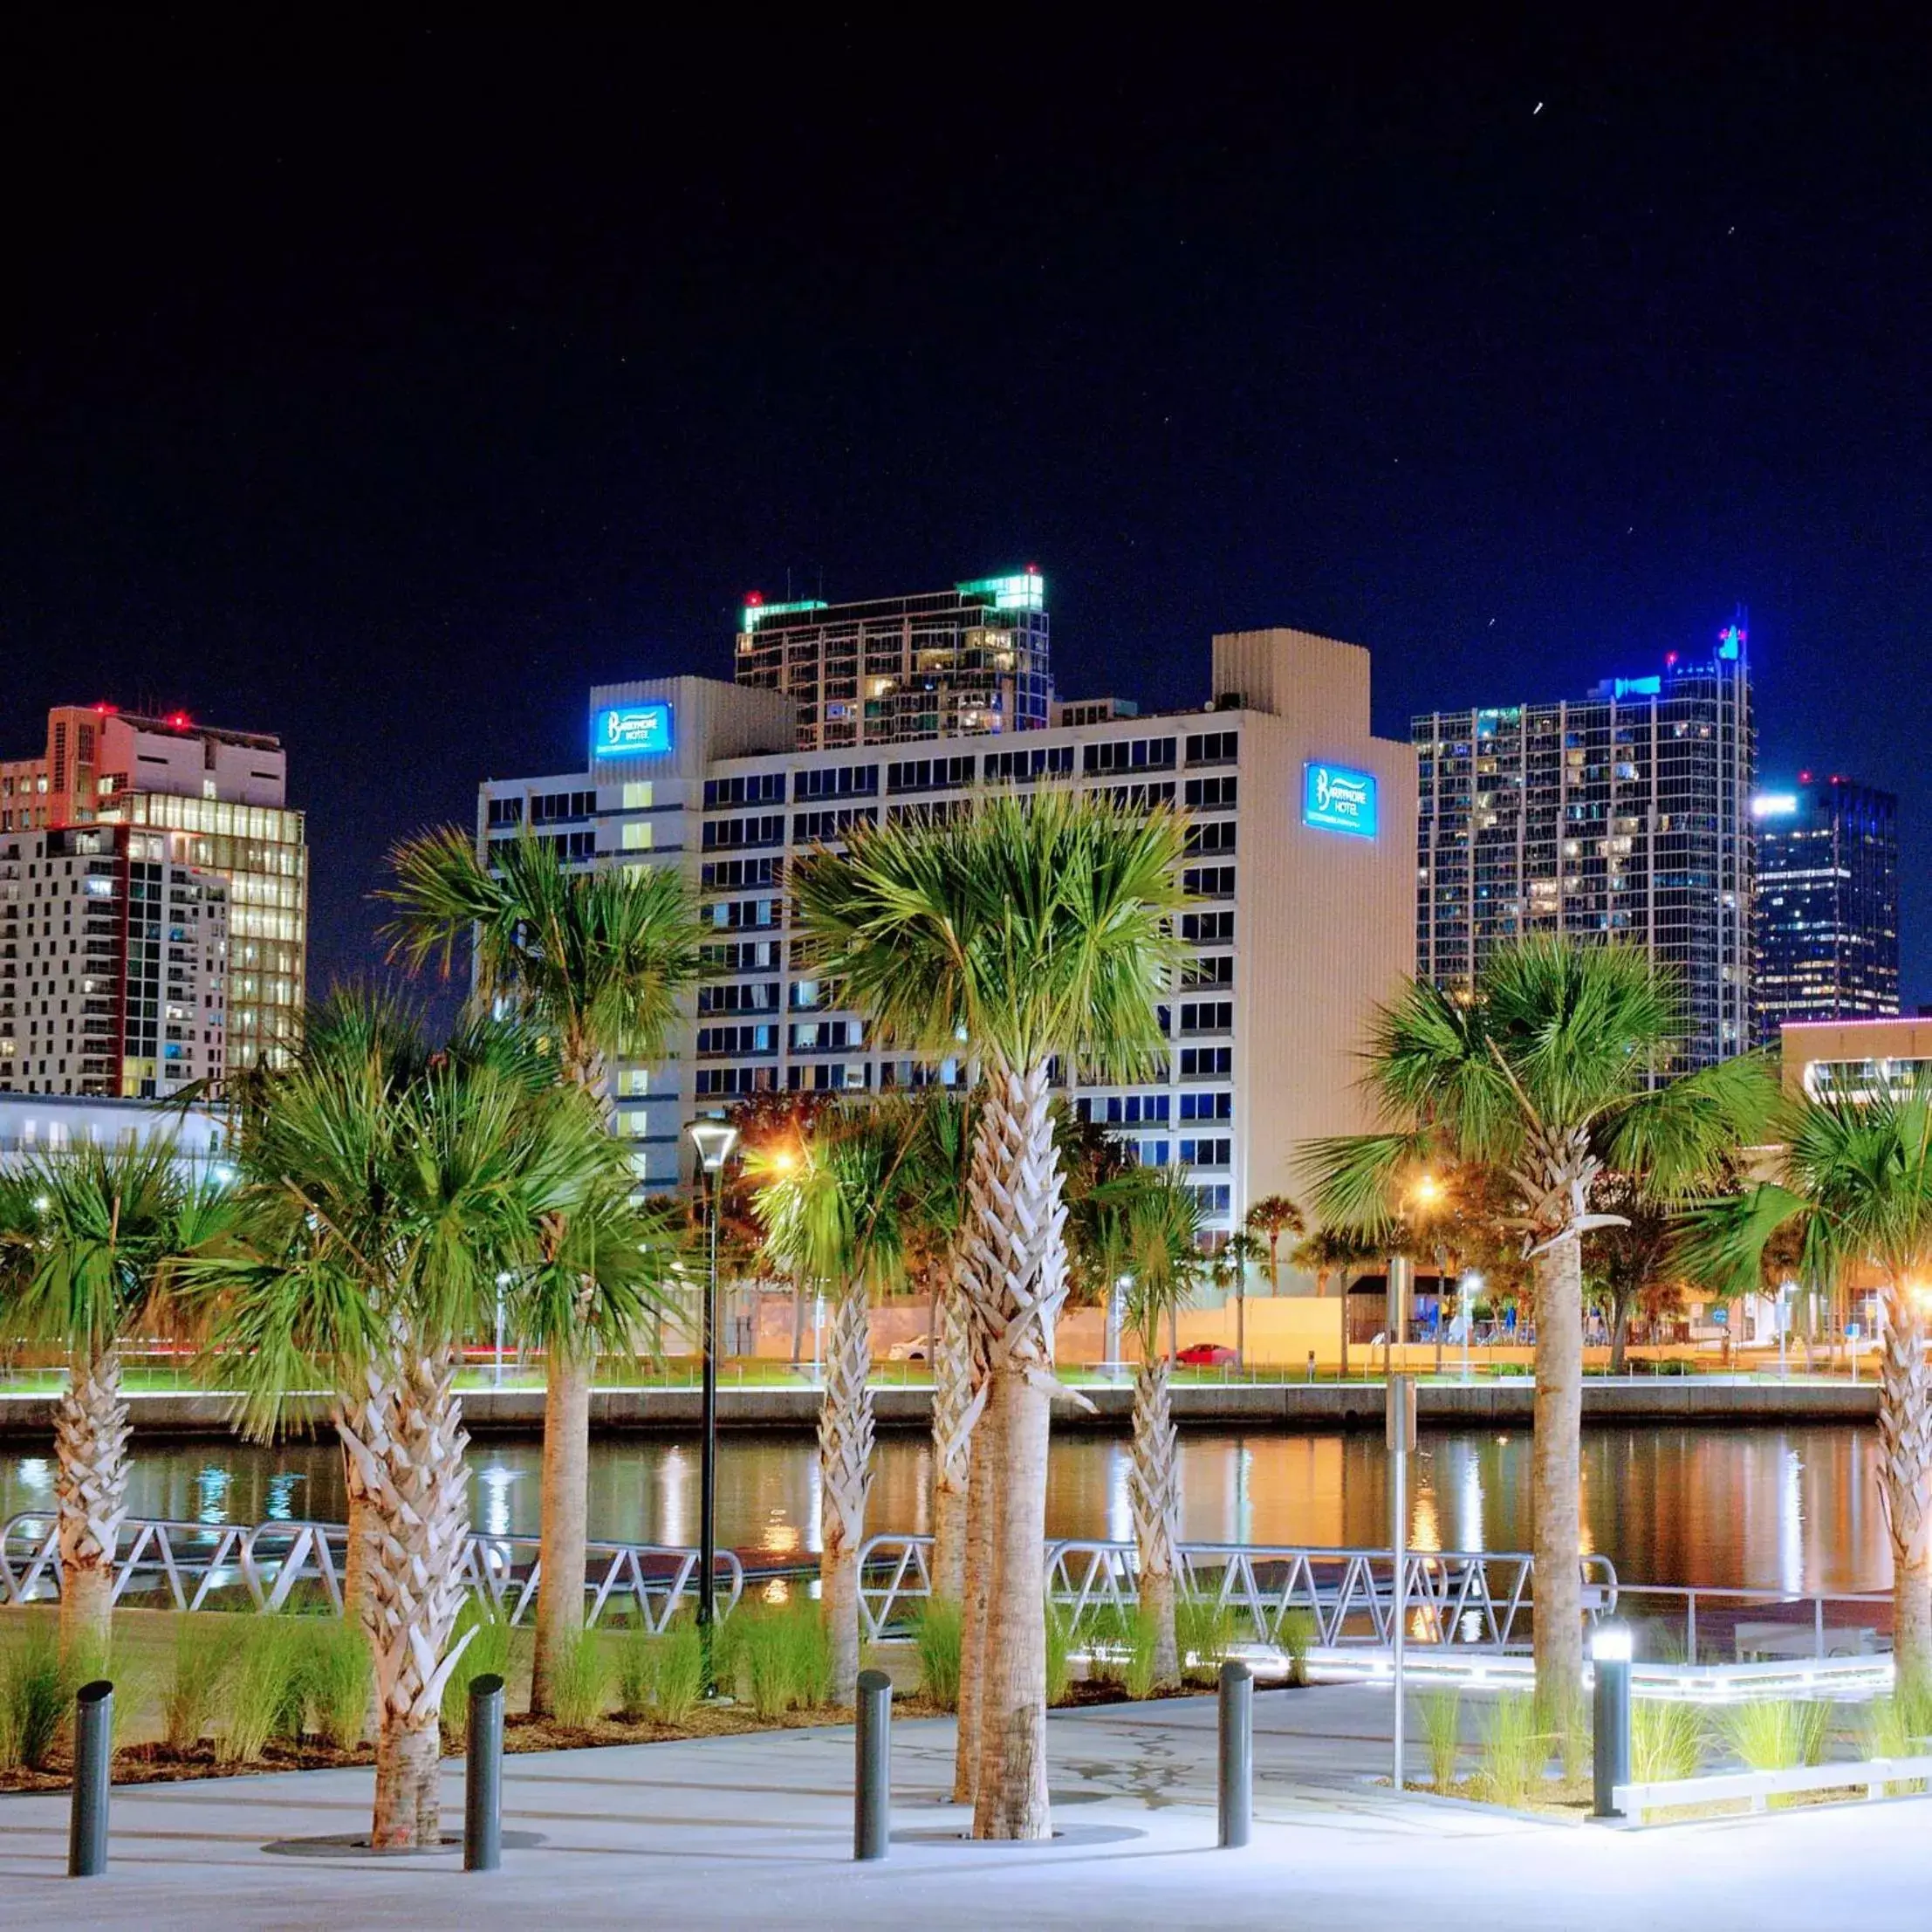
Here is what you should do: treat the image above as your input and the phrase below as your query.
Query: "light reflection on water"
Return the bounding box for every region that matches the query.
[0,1424,1893,1593]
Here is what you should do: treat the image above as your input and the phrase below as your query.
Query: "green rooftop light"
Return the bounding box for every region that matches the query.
[956,570,1045,612]
[740,598,829,633]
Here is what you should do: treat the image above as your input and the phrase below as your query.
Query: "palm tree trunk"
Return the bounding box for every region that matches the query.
[958,1063,1067,1841]
[52,1342,129,1661]
[791,1271,808,1365]
[818,1284,875,1704]
[1877,1280,1932,1689]
[952,1377,999,1805]
[531,1340,593,1716]
[1129,1353,1181,1689]
[1609,1294,1632,1375]
[1434,1250,1447,1374]
[974,1366,1052,1838]
[1531,1230,1586,1739]
[1235,1283,1246,1370]
[930,1273,976,1604]
[341,1347,475,1849]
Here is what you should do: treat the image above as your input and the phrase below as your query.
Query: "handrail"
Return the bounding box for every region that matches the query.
[0,1511,745,1629]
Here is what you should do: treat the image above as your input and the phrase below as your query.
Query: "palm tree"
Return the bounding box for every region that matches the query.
[1677,1082,1932,1685]
[1245,1194,1305,1298]
[1087,1168,1203,1687]
[1217,1228,1265,1368]
[1291,1224,1377,1378]
[793,785,1188,1840]
[380,825,702,1715]
[0,1141,229,1657]
[751,1099,923,1701]
[1299,937,1776,1728]
[1584,1173,1676,1373]
[187,1011,666,1848]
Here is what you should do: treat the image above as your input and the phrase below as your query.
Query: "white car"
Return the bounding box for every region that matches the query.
[887,1334,931,1362]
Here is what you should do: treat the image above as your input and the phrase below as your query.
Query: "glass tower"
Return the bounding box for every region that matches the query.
[731,571,1052,751]
[1753,776,1900,1045]
[1414,622,1755,1071]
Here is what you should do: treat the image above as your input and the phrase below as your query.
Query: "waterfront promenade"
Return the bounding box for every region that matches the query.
[3,1685,1929,1929]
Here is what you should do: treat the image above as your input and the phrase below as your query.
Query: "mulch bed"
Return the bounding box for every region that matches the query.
[0,1671,1289,1792]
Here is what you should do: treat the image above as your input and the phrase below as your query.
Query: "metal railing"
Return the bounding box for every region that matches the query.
[0,1511,744,1631]
[857,1532,1619,1648]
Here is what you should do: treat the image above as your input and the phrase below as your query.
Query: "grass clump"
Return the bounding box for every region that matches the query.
[1121,1606,1162,1702]
[164,1615,243,1753]
[1866,1692,1930,1794]
[1714,1698,1830,1775]
[1476,1692,1547,1807]
[297,1618,371,1750]
[613,1630,657,1721]
[913,1597,963,1711]
[1176,1594,1237,1684]
[1045,1601,1072,1707]
[654,1617,707,1723]
[1278,1608,1316,1687]
[549,1627,613,1730]
[0,1622,75,1771]
[213,1618,305,1766]
[1416,1685,1462,1789]
[1537,1684,1590,1785]
[734,1602,833,1719]
[1631,1698,1702,1783]
[441,1600,513,1748]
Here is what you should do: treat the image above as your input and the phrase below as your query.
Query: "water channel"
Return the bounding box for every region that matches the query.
[0,1424,1892,1594]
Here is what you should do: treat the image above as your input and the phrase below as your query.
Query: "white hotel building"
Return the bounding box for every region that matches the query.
[478,622,1416,1243]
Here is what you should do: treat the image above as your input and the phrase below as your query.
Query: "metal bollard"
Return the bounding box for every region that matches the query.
[854,1668,892,1860]
[1591,1623,1633,1819]
[1217,1660,1252,1848]
[464,1673,505,1872]
[69,1680,113,1878]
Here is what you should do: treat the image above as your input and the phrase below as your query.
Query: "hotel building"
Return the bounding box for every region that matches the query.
[480,622,1417,1239]
[0,705,306,1087]
[1413,621,1756,1071]
[1753,776,1900,1045]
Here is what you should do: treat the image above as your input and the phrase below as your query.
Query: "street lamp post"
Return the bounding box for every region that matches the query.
[686,1118,739,1693]
[1386,1254,1415,1791]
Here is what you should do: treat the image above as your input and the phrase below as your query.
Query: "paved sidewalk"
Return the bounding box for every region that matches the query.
[2,1685,1929,1929]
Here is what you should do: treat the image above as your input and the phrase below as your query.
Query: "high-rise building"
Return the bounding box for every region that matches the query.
[0,705,306,1086]
[1413,621,1755,1070]
[1753,775,1900,1044]
[482,626,1418,1242]
[728,571,1052,752]
[0,824,229,1098]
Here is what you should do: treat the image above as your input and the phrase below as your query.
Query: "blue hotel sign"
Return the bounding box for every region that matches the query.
[593,702,673,758]
[1303,762,1378,839]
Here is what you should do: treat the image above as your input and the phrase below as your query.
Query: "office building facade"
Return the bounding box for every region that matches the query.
[1413,622,1755,1070]
[729,571,1052,753]
[1753,776,1900,1045]
[0,822,229,1099]
[1,705,306,1084]
[481,626,1418,1242]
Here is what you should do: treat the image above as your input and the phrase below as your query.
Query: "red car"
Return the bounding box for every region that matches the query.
[1176,1342,1237,1367]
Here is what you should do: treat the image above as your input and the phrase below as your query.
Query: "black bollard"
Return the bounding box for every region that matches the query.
[854,1668,892,1860]
[1217,1660,1252,1848]
[1591,1624,1633,1820]
[464,1672,505,1872]
[69,1680,113,1878]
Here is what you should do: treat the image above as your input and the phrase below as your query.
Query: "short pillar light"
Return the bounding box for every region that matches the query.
[1591,1620,1634,1820]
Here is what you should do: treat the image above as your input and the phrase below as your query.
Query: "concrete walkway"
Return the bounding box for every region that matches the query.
[2,1685,1928,1929]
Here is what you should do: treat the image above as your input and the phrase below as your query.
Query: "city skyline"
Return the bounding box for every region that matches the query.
[3,19,1929,1006]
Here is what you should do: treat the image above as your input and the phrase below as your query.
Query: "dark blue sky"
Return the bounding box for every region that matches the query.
[4,19,1928,1001]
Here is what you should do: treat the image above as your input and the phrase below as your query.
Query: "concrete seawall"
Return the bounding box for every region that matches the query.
[0,1377,1881,1441]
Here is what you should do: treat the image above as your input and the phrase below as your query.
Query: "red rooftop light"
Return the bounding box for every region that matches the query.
[167,711,190,729]
[745,591,764,607]
[92,702,117,716]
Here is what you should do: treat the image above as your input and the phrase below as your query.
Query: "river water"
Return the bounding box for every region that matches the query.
[0,1424,1891,1594]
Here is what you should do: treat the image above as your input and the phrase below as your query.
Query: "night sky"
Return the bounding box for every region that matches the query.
[5,20,1929,1001]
